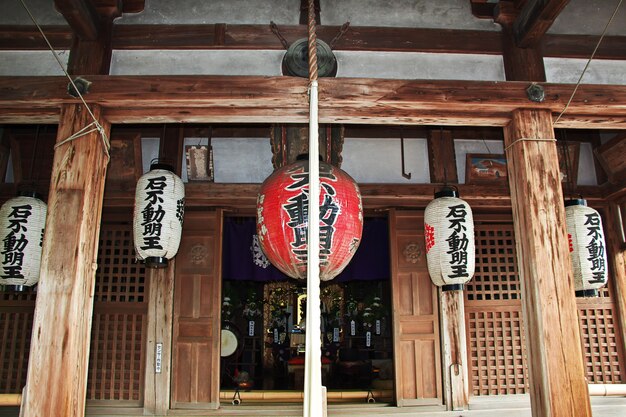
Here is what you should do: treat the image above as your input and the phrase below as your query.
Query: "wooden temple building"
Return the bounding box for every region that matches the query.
[0,0,625,416]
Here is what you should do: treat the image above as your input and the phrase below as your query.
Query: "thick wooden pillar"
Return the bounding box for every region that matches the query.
[504,109,591,417]
[22,104,110,417]
[143,263,175,415]
[606,202,626,361]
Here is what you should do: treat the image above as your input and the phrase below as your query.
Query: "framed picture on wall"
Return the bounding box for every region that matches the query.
[557,141,580,186]
[465,153,508,184]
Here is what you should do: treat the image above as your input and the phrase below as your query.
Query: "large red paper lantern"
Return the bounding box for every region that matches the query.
[256,158,363,281]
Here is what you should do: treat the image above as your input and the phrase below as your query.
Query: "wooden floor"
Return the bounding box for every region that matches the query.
[1,397,625,417]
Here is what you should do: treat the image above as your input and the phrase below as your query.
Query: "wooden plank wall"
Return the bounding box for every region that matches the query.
[389,209,442,406]
[171,209,223,409]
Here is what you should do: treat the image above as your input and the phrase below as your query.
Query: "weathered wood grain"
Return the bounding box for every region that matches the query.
[440,290,469,410]
[606,202,626,370]
[22,104,110,417]
[427,129,458,183]
[143,263,175,415]
[1,76,626,128]
[504,109,591,417]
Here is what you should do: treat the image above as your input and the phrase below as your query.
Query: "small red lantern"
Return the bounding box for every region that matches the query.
[256,158,363,281]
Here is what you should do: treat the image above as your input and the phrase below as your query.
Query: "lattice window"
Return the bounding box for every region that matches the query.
[95,227,145,302]
[578,306,624,383]
[86,222,147,403]
[467,310,528,395]
[466,225,520,301]
[88,313,145,401]
[0,311,33,393]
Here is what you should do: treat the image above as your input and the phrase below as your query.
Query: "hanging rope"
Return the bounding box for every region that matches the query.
[553,0,623,125]
[307,0,318,83]
[18,0,111,160]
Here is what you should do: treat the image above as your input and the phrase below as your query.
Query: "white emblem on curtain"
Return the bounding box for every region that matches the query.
[251,234,270,268]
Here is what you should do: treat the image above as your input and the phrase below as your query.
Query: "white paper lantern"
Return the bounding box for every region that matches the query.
[0,194,47,290]
[133,163,185,268]
[565,199,608,297]
[424,188,475,291]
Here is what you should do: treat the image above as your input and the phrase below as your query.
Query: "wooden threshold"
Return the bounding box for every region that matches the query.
[219,389,393,403]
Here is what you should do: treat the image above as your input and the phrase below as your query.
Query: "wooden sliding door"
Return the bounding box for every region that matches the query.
[390,209,442,406]
[171,209,223,409]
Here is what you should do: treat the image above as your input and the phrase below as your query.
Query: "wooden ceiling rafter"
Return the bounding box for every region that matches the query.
[54,0,102,40]
[513,0,571,47]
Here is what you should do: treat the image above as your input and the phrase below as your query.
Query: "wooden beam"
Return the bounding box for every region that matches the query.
[66,20,114,75]
[54,0,101,40]
[504,109,591,417]
[514,0,570,48]
[1,76,626,128]
[495,1,546,81]
[2,22,626,60]
[22,103,110,417]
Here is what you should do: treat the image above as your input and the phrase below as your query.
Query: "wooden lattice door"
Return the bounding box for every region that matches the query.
[0,291,35,394]
[464,221,528,396]
[0,216,149,403]
[87,217,149,404]
[465,217,625,397]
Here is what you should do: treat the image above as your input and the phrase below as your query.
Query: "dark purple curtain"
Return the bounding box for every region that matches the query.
[222,217,389,282]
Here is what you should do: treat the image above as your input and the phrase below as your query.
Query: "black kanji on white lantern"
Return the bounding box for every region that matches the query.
[424,188,475,291]
[0,193,47,290]
[565,199,608,297]
[133,163,185,268]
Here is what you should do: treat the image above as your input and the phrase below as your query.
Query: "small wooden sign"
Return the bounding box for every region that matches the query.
[185,145,214,181]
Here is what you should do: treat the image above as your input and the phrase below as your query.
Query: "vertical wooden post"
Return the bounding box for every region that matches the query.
[427,129,458,184]
[143,263,175,416]
[440,290,469,410]
[427,128,467,410]
[22,104,109,417]
[606,202,626,361]
[504,109,591,417]
[495,1,546,82]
